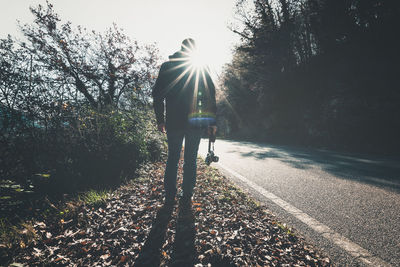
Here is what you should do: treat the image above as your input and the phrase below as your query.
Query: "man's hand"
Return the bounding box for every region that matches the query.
[208,126,217,136]
[157,123,166,133]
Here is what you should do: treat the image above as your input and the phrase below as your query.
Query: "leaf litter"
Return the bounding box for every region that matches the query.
[5,160,331,266]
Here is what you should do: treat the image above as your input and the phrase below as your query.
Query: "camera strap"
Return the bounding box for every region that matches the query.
[208,133,216,152]
[208,141,215,152]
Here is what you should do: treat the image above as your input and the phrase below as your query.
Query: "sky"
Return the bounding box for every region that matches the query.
[0,0,241,74]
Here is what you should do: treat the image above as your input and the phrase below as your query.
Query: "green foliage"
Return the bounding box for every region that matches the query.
[0,2,165,195]
[276,222,295,237]
[1,104,165,194]
[0,218,15,248]
[0,219,36,250]
[220,0,400,153]
[79,189,110,207]
[32,106,164,193]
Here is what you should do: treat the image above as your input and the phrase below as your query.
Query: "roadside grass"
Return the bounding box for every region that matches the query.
[0,188,110,253]
[0,218,18,249]
[276,222,295,237]
[78,189,110,207]
[0,219,37,251]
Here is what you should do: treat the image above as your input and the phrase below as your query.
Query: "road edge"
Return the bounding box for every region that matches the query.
[215,162,392,267]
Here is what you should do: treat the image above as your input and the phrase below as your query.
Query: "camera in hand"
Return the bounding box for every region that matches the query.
[205,150,219,166]
[205,133,219,166]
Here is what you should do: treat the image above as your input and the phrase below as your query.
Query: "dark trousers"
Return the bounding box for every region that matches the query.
[164,128,202,197]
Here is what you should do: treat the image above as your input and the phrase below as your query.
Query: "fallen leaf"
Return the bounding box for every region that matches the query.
[100,254,110,260]
[234,247,242,253]
[34,222,46,229]
[54,257,63,262]
[77,230,86,236]
[120,255,127,263]
[204,249,213,255]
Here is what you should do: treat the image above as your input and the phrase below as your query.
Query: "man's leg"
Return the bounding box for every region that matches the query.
[164,130,184,201]
[182,129,202,198]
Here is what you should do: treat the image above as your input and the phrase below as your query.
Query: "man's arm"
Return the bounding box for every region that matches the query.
[152,63,167,132]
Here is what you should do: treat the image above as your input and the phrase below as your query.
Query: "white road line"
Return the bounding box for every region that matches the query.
[217,163,392,267]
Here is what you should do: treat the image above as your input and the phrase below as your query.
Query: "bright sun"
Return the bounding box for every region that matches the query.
[181,38,219,75]
[189,49,209,69]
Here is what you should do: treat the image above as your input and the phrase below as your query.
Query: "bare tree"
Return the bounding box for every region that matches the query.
[20,2,160,111]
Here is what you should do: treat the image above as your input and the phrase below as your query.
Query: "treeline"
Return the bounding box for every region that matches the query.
[219,0,400,154]
[0,3,164,193]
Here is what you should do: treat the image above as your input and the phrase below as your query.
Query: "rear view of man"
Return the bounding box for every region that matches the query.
[152,38,217,205]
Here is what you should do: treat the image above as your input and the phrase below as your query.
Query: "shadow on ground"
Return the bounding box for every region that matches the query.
[134,203,173,266]
[170,200,197,267]
[225,140,400,191]
[134,200,197,266]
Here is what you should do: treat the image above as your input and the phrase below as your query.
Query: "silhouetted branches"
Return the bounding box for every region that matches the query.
[0,2,164,192]
[220,0,400,153]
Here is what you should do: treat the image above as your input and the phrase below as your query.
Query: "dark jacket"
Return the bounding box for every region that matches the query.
[152,50,217,131]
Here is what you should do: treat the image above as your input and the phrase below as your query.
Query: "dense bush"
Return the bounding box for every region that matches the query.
[0,2,165,194]
[0,106,165,194]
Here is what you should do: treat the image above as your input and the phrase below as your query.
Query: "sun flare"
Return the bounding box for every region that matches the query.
[189,49,208,69]
[179,38,218,75]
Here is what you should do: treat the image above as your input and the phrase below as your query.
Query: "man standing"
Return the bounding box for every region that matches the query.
[152,38,217,205]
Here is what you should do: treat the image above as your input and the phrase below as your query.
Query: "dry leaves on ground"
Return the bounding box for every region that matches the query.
[7,160,331,266]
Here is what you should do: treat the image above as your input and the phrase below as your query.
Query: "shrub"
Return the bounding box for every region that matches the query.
[0,106,165,195]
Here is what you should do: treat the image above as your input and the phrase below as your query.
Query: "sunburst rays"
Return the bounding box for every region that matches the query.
[164,40,211,97]
[161,38,216,127]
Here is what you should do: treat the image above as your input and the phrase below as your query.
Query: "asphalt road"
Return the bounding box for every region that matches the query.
[198,139,400,266]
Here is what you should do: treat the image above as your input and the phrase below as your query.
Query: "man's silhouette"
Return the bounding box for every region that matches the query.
[152,38,217,205]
